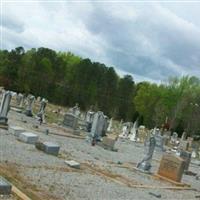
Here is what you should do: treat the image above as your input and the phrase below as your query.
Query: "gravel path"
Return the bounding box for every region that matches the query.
[0,110,200,200]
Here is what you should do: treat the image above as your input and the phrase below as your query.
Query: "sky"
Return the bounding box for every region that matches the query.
[1,1,200,83]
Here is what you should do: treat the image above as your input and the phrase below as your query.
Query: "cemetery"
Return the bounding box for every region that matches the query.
[0,88,200,200]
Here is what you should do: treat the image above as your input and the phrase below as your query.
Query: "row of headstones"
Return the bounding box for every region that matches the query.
[136,132,193,183]
[63,104,112,135]
[0,89,48,126]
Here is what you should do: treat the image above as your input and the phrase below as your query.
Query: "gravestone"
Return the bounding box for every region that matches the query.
[154,129,165,151]
[19,132,38,144]
[137,135,156,172]
[37,98,48,124]
[107,118,113,132]
[0,91,12,128]
[157,153,185,182]
[180,151,191,171]
[88,111,106,142]
[0,176,12,195]
[129,119,138,142]
[63,113,78,129]
[8,125,25,137]
[181,131,187,140]
[25,95,35,117]
[191,142,199,159]
[101,137,117,151]
[16,93,24,107]
[69,103,80,117]
[85,108,95,132]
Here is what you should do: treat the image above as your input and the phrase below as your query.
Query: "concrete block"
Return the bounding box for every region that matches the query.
[19,132,38,144]
[65,160,80,169]
[43,142,60,156]
[9,125,25,137]
[0,176,12,195]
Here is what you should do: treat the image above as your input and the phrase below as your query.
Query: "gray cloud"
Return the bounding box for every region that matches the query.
[1,1,200,82]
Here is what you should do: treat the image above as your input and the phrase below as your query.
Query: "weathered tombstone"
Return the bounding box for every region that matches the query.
[8,125,25,137]
[63,113,78,130]
[191,142,200,159]
[181,131,187,141]
[180,151,191,171]
[85,109,95,132]
[129,119,138,142]
[25,95,35,117]
[157,153,185,182]
[136,135,156,172]
[69,103,80,117]
[153,128,165,151]
[87,111,106,143]
[0,176,12,195]
[0,91,12,128]
[37,98,48,124]
[101,137,117,151]
[65,160,80,169]
[119,122,133,138]
[16,93,24,107]
[18,132,38,144]
[178,140,189,151]
[36,141,60,156]
[107,118,113,132]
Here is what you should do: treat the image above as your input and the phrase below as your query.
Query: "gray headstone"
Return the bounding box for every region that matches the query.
[25,95,35,117]
[0,176,12,195]
[137,135,156,172]
[155,133,165,151]
[19,132,38,144]
[0,91,12,125]
[180,151,191,171]
[63,113,78,129]
[88,111,106,141]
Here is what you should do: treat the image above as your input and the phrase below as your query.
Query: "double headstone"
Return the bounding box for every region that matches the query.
[0,91,12,127]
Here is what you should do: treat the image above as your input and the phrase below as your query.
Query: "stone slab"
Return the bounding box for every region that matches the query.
[65,160,80,169]
[0,176,12,195]
[9,125,25,137]
[157,153,185,182]
[43,142,60,156]
[18,132,38,144]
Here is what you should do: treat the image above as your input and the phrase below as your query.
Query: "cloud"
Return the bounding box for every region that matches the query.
[1,1,200,82]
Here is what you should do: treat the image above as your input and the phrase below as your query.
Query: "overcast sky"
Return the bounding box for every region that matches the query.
[1,1,200,83]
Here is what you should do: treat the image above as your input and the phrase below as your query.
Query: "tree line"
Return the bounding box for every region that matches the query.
[0,47,200,136]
